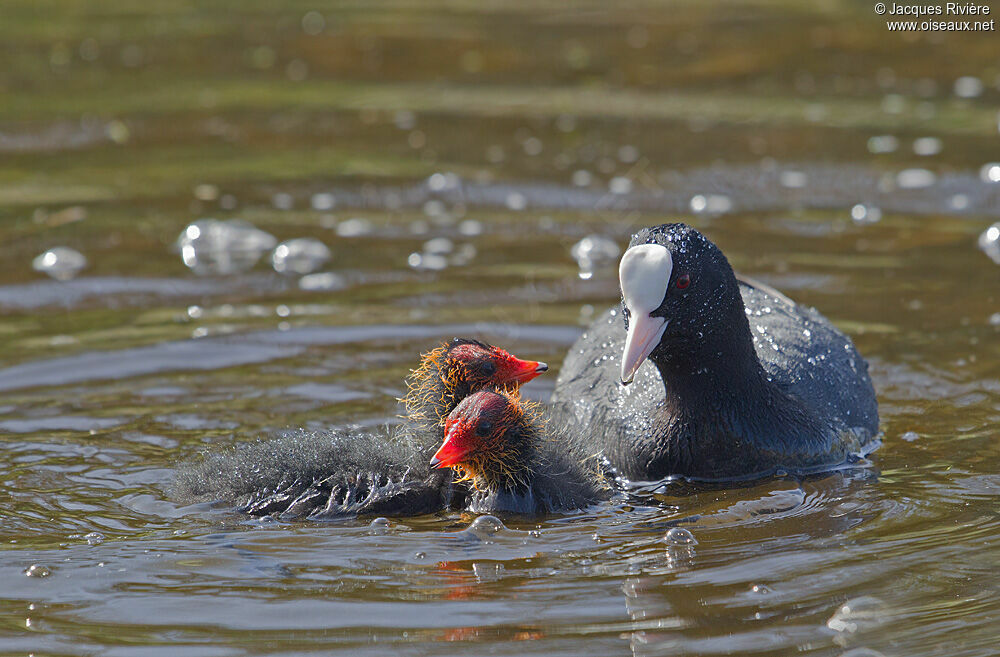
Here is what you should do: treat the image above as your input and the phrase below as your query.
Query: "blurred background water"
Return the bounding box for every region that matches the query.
[1,1,998,655]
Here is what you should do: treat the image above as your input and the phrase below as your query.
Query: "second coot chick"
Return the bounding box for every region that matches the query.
[431,390,609,515]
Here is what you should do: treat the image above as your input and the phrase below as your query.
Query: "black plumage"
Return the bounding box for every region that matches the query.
[551,223,880,481]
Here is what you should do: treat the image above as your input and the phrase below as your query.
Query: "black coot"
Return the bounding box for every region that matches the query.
[174,339,548,518]
[430,390,609,514]
[551,223,879,480]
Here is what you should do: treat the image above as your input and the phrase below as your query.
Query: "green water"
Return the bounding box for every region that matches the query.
[1,2,998,655]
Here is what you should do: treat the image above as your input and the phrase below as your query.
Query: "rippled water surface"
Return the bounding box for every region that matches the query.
[2,2,999,655]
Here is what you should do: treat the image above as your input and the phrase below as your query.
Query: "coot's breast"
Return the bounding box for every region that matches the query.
[551,283,879,444]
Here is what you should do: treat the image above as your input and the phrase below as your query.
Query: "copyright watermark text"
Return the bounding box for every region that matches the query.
[875,2,995,30]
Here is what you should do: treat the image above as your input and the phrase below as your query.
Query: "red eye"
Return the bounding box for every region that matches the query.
[676,274,691,289]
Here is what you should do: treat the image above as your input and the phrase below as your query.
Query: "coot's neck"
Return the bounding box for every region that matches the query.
[646,313,827,478]
[652,329,767,409]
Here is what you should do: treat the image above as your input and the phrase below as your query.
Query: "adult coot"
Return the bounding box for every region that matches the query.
[431,390,609,514]
[174,339,548,518]
[551,223,879,480]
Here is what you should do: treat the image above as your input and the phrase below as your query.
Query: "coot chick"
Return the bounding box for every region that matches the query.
[174,339,548,518]
[551,223,879,481]
[404,338,548,455]
[431,390,609,514]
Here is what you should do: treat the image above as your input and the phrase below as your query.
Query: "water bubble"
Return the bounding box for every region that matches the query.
[428,172,460,193]
[473,562,505,582]
[32,247,87,280]
[571,169,593,187]
[271,192,294,210]
[850,204,882,225]
[467,515,505,538]
[369,517,391,535]
[609,176,632,194]
[422,200,447,218]
[271,238,331,274]
[689,193,733,215]
[522,137,543,156]
[85,532,104,545]
[664,527,697,545]
[901,431,919,442]
[954,76,983,98]
[249,45,276,70]
[193,183,219,201]
[335,217,372,237]
[979,163,1000,183]
[780,170,808,189]
[805,103,828,122]
[301,10,325,35]
[948,194,970,211]
[977,223,1000,264]
[571,235,619,280]
[896,168,936,189]
[375,109,405,132]
[827,596,885,635]
[505,192,527,211]
[881,94,905,114]
[298,271,345,291]
[839,649,887,657]
[286,59,308,81]
[618,145,639,163]
[449,243,477,266]
[555,114,577,132]
[79,37,100,61]
[458,219,483,236]
[867,135,899,154]
[408,130,426,149]
[407,252,447,271]
[24,564,51,577]
[106,120,130,144]
[423,237,454,254]
[176,219,277,275]
[989,312,1000,327]
[912,137,942,156]
[310,193,336,211]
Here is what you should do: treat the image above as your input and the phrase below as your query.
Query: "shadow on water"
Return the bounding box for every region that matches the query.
[1,1,999,655]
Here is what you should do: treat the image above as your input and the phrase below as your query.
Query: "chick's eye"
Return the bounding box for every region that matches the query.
[675,274,691,290]
[479,361,497,377]
[476,421,493,436]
